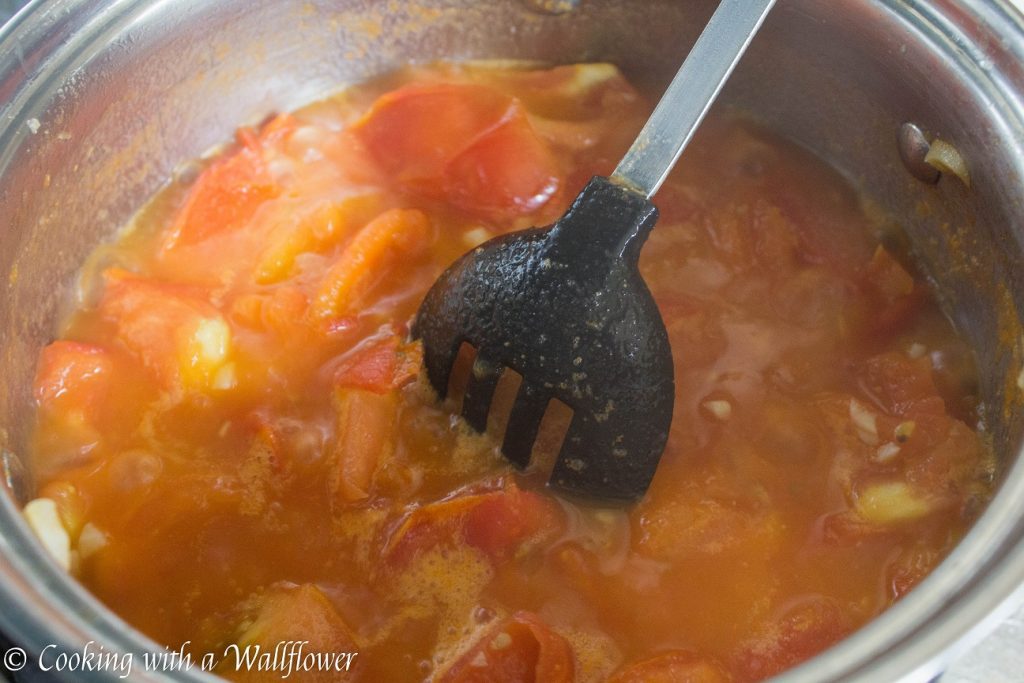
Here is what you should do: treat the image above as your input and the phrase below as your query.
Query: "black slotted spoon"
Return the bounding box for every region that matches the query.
[413,0,775,502]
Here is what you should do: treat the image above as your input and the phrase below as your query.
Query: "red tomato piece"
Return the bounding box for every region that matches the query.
[332,387,399,504]
[731,597,852,681]
[355,82,562,220]
[310,208,432,321]
[224,583,360,683]
[383,480,562,566]
[98,269,228,390]
[354,83,512,192]
[859,352,941,417]
[443,107,561,220]
[436,612,574,683]
[608,650,731,683]
[887,543,942,601]
[165,124,284,249]
[34,341,113,411]
[863,245,914,304]
[334,334,423,394]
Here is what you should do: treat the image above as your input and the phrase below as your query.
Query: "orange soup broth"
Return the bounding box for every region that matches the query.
[28,63,993,682]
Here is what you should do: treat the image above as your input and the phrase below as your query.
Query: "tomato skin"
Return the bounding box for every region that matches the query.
[355,83,562,220]
[164,115,296,250]
[166,145,276,249]
[354,83,512,188]
[223,583,360,683]
[334,334,423,394]
[731,597,852,682]
[859,352,940,417]
[436,612,574,683]
[443,107,561,220]
[98,269,230,391]
[34,341,113,411]
[383,480,562,566]
[331,387,398,504]
[311,208,432,321]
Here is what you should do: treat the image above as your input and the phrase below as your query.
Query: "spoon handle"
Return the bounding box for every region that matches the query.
[611,0,776,198]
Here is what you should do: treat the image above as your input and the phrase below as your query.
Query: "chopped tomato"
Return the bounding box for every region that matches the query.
[731,597,852,681]
[355,82,562,220]
[859,352,942,417]
[608,651,731,683]
[311,208,432,320]
[887,543,942,600]
[165,134,279,250]
[331,387,399,503]
[255,194,387,285]
[637,484,784,561]
[443,108,561,220]
[863,245,914,302]
[230,285,310,338]
[334,333,422,393]
[436,612,574,683]
[383,480,562,566]
[34,341,113,412]
[224,583,360,683]
[98,269,232,391]
[354,83,512,192]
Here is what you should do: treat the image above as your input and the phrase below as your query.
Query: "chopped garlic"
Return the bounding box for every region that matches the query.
[855,482,932,523]
[925,138,970,187]
[192,318,230,365]
[490,632,512,650]
[463,227,493,249]
[77,522,109,559]
[849,399,879,445]
[875,442,901,463]
[267,157,295,180]
[182,317,232,388]
[894,421,916,443]
[22,498,71,570]
[290,125,323,150]
[702,399,732,421]
[212,362,237,390]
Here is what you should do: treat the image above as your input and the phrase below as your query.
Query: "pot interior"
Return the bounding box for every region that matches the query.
[1,1,1023,681]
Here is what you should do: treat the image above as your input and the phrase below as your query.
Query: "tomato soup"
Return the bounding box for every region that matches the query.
[23,63,994,682]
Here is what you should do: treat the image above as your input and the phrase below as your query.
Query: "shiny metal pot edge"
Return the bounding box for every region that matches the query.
[0,1,1023,682]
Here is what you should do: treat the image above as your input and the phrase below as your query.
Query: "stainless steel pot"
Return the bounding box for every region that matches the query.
[1,1,1023,681]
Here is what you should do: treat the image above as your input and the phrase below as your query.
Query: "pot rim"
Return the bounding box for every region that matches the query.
[0,2,1023,682]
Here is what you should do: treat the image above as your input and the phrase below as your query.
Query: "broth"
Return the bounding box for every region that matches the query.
[24,63,993,682]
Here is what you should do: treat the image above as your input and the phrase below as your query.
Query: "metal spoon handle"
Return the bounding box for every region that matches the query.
[611,0,775,198]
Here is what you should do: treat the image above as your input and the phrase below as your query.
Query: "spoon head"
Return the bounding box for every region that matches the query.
[413,177,674,502]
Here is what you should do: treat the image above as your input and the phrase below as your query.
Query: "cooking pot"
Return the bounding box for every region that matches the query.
[1,0,1024,680]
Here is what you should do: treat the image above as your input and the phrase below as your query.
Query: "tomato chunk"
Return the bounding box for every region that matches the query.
[436,612,574,683]
[443,108,560,219]
[859,352,941,417]
[331,387,399,504]
[311,208,432,321]
[384,480,562,566]
[355,82,561,220]
[165,127,281,249]
[334,334,422,393]
[223,583,360,682]
[34,341,113,412]
[731,597,852,681]
[99,269,233,392]
[255,194,387,285]
[354,83,512,189]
